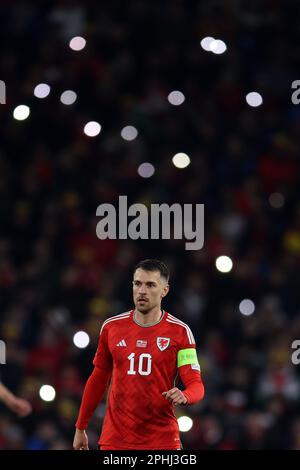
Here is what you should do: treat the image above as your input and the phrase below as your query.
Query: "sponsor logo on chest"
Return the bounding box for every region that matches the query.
[136,340,147,348]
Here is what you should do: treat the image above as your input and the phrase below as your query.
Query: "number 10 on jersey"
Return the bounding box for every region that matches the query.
[127,352,152,376]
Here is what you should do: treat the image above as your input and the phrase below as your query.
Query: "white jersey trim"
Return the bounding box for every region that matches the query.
[100,312,131,334]
[172,316,195,343]
[166,315,195,345]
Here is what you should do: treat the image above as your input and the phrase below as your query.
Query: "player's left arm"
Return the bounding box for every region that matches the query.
[162,349,204,406]
[177,348,204,405]
[162,326,204,406]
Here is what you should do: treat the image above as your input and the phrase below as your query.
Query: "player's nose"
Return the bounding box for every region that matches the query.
[137,284,147,294]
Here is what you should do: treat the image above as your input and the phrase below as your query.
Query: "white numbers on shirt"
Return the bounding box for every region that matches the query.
[127,352,152,376]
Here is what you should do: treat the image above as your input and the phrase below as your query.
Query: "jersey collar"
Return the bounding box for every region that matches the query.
[132,309,165,327]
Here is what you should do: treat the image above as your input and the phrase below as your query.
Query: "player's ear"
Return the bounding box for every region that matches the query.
[161,283,169,298]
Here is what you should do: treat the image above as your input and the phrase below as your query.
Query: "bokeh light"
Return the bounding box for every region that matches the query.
[246,92,263,107]
[39,385,56,402]
[239,299,255,316]
[210,39,227,54]
[172,153,191,169]
[138,162,155,178]
[60,90,77,105]
[215,255,233,273]
[73,331,90,349]
[121,126,138,141]
[269,192,285,209]
[13,105,30,121]
[178,416,193,432]
[167,91,185,106]
[84,121,101,137]
[69,36,86,51]
[34,83,51,99]
[200,36,215,51]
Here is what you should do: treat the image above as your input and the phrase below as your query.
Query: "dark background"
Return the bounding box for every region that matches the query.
[0,0,300,449]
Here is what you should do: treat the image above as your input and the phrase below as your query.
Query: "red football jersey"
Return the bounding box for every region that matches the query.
[93,309,198,450]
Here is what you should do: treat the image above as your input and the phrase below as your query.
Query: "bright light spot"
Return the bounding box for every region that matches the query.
[13,105,30,121]
[121,125,138,141]
[168,91,185,106]
[34,83,51,99]
[215,255,233,273]
[210,39,227,54]
[172,153,191,169]
[69,36,86,51]
[269,192,285,209]
[39,385,56,402]
[84,121,101,137]
[73,331,90,349]
[200,37,215,51]
[239,299,255,316]
[60,90,77,105]
[138,162,155,178]
[178,416,193,432]
[246,92,263,107]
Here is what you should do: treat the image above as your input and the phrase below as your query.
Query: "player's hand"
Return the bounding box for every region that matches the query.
[73,428,89,450]
[162,387,187,406]
[8,396,32,417]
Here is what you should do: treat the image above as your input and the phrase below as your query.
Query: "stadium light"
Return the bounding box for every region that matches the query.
[168,91,185,106]
[60,90,77,105]
[200,37,215,51]
[39,385,56,402]
[138,162,155,178]
[84,121,101,137]
[34,83,51,99]
[172,153,191,169]
[269,192,285,209]
[210,39,227,54]
[215,255,233,273]
[121,126,138,141]
[239,299,255,316]
[73,331,90,349]
[69,36,86,51]
[178,416,193,432]
[246,92,263,107]
[13,105,30,121]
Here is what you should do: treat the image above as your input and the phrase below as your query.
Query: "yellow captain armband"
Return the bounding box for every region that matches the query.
[177,348,199,368]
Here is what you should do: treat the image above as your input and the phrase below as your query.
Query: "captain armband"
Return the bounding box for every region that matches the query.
[177,348,200,371]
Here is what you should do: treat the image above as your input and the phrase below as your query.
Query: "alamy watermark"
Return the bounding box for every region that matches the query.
[0,80,6,104]
[96,196,204,250]
[0,340,6,364]
[291,340,300,365]
[291,81,300,104]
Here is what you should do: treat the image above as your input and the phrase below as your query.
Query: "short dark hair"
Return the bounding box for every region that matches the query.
[134,259,169,282]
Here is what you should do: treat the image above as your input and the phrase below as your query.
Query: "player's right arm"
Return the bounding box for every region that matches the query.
[73,324,112,450]
[0,382,32,417]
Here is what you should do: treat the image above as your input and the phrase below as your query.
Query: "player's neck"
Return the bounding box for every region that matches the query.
[134,306,163,325]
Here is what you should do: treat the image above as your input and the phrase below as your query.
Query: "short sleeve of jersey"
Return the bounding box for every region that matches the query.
[93,324,113,371]
[178,322,196,350]
[177,323,200,371]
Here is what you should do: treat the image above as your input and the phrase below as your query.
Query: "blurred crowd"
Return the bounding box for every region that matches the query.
[1,0,300,449]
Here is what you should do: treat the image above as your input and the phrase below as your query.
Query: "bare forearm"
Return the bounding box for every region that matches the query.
[0,383,16,406]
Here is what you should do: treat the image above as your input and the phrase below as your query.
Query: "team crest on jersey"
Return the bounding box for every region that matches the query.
[157,337,170,351]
